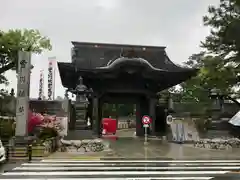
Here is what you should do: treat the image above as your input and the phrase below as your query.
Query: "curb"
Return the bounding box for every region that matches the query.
[44,155,102,160]
[69,156,102,160]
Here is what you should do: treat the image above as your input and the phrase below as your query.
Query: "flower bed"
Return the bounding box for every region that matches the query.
[193,138,240,150]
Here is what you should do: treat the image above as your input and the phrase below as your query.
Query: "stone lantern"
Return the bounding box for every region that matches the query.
[209,88,223,111]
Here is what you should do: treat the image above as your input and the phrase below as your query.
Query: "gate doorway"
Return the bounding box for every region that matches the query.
[98,93,157,137]
[102,103,136,137]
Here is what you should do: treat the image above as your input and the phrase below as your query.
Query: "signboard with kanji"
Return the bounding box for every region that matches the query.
[15,51,31,136]
[48,57,56,100]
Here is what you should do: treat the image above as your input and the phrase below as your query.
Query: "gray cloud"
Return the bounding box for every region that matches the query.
[0,0,219,98]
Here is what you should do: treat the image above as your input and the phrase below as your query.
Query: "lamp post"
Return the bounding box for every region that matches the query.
[69,76,94,129]
[70,77,93,104]
[74,77,89,107]
[209,88,223,111]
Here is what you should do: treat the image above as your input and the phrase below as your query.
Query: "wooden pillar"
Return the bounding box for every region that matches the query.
[149,97,157,135]
[69,103,75,130]
[92,96,103,137]
[136,96,149,136]
[98,100,103,137]
[135,101,142,136]
[92,97,99,135]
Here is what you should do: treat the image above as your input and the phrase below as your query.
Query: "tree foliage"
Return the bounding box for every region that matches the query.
[0,29,52,76]
[178,52,238,102]
[177,0,240,103]
[202,0,240,61]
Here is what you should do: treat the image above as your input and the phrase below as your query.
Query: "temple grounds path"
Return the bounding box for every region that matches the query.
[45,128,240,160]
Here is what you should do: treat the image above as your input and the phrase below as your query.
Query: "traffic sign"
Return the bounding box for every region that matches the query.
[142,115,152,124]
[166,115,173,125]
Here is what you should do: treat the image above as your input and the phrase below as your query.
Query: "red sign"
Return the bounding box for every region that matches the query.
[102,118,117,135]
[142,115,152,124]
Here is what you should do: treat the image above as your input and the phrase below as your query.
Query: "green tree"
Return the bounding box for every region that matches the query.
[202,0,240,61]
[0,29,52,77]
[179,53,237,102]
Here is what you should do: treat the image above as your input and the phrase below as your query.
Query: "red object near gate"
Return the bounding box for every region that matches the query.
[102,118,118,140]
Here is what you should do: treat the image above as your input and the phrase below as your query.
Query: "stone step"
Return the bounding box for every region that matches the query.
[75,123,87,127]
[75,119,88,130]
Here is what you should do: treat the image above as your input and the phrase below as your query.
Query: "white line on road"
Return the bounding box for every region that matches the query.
[0,178,214,180]
[13,166,240,170]
[41,159,240,163]
[128,178,213,180]
[2,170,229,176]
[22,162,240,166]
[168,163,240,166]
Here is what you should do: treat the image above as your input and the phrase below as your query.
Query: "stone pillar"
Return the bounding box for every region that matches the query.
[62,94,70,134]
[15,55,30,136]
[15,51,32,145]
[149,97,157,136]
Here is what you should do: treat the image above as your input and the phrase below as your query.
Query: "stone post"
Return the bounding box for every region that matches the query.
[15,51,32,145]
[62,90,69,133]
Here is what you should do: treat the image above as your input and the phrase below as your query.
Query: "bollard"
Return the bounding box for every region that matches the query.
[27,143,32,162]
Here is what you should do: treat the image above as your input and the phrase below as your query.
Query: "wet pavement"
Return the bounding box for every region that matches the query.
[1,129,240,179]
[110,128,240,160]
[43,129,240,160]
[109,137,240,159]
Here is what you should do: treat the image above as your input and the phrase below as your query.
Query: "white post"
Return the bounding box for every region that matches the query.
[144,125,148,145]
[15,51,31,137]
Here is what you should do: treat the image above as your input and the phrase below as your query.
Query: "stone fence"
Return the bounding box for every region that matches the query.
[193,138,240,150]
[6,137,59,161]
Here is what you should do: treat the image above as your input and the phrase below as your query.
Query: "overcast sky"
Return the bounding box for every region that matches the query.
[1,0,219,98]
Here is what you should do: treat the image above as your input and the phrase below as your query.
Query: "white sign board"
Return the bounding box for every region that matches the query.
[15,51,31,136]
[229,110,240,126]
[48,59,53,100]
[143,124,149,128]
[56,117,68,136]
[166,115,173,125]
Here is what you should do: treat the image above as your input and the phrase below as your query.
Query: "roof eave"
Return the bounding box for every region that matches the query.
[71,41,166,50]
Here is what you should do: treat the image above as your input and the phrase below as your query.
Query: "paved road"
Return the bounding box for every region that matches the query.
[0,159,240,179]
[0,162,23,174]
